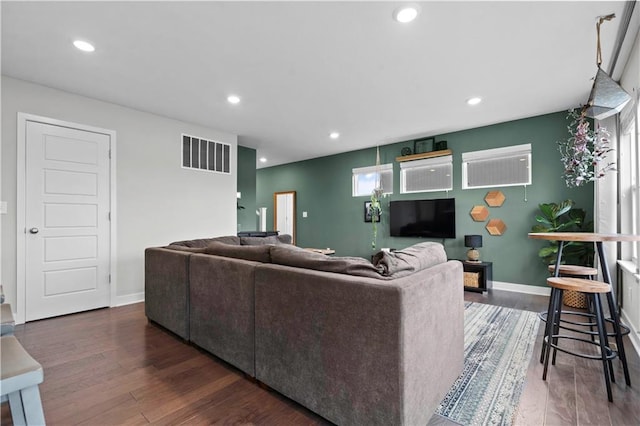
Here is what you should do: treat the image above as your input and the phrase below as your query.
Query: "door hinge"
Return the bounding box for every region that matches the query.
[108,150,112,159]
[109,274,111,283]
[108,212,111,221]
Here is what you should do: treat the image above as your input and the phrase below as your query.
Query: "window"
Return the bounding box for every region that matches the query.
[619,104,639,265]
[352,163,393,196]
[462,144,531,189]
[182,134,230,173]
[400,155,453,193]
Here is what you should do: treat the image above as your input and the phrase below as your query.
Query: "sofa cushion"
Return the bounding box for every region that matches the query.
[277,234,293,244]
[165,245,209,253]
[240,235,281,246]
[206,242,271,263]
[372,242,447,278]
[269,245,382,278]
[170,236,240,248]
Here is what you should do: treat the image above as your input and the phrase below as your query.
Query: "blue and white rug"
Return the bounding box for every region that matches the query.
[436,302,540,426]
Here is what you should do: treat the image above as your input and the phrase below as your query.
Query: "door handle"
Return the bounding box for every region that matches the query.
[29,227,39,234]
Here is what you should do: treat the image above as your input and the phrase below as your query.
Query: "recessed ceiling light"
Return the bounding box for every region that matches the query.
[329,132,340,139]
[73,40,95,52]
[393,5,419,23]
[467,97,482,106]
[227,95,241,104]
[259,157,267,163]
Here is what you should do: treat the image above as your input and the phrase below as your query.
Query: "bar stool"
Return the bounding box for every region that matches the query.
[542,277,616,401]
[540,264,631,388]
[539,265,598,362]
[0,335,46,425]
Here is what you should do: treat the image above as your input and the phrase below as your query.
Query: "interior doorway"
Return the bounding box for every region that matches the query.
[17,114,116,323]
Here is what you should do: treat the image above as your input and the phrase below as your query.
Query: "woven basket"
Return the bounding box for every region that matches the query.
[464,272,480,288]
[563,290,588,309]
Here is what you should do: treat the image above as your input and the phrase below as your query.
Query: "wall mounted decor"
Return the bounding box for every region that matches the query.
[413,137,434,154]
[434,140,448,151]
[364,201,380,223]
[401,146,412,156]
[485,190,506,207]
[486,219,507,236]
[470,205,489,222]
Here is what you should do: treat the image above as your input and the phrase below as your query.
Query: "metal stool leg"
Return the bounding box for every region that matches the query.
[551,289,563,366]
[593,293,613,402]
[606,291,631,386]
[541,286,560,363]
[543,287,562,381]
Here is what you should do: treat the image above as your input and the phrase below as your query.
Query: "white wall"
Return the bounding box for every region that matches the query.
[1,76,237,309]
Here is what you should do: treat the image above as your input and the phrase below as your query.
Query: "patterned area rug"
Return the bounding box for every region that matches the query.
[436,302,540,426]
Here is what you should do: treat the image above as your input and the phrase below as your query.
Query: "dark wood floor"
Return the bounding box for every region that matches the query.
[465,290,640,426]
[1,290,639,425]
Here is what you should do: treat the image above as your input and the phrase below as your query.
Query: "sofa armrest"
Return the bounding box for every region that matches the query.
[399,260,464,425]
[144,247,191,339]
[254,260,463,426]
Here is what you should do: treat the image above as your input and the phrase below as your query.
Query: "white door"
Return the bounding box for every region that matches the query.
[25,121,111,321]
[274,191,296,244]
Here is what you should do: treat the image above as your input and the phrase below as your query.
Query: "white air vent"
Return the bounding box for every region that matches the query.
[462,144,531,189]
[400,155,453,193]
[182,134,230,174]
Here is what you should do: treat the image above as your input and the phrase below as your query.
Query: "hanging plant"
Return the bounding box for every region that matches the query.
[370,188,383,249]
[557,108,615,187]
[369,146,385,250]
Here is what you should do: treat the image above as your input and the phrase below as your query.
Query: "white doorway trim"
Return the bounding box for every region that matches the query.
[16,113,117,324]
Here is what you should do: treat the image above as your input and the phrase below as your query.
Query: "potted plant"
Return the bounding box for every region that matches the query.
[532,199,595,308]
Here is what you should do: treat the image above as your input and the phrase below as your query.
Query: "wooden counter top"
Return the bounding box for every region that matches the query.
[528,232,640,242]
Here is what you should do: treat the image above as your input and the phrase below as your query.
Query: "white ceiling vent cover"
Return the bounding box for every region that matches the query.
[462,144,531,189]
[400,155,453,193]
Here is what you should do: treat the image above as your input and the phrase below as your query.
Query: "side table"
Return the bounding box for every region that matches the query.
[460,260,493,293]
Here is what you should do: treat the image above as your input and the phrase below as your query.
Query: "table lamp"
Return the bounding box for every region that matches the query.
[465,235,482,262]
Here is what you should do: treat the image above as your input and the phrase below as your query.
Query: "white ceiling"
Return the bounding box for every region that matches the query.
[2,1,638,168]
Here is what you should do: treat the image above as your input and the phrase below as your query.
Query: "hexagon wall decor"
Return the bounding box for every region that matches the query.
[486,218,507,235]
[485,190,506,207]
[470,205,489,222]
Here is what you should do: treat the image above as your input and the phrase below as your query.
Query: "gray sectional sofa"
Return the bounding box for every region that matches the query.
[145,235,464,426]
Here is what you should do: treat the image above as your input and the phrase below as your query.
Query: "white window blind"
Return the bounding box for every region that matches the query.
[462,144,531,189]
[352,163,393,196]
[400,155,452,193]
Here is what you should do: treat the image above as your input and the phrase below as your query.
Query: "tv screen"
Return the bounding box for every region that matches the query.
[390,198,456,239]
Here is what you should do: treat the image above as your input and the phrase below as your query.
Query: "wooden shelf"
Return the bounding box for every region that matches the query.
[395,149,452,162]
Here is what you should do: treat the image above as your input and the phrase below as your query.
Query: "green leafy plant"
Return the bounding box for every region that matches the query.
[557,109,615,187]
[531,199,594,266]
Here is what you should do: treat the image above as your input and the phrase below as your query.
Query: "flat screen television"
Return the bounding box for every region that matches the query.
[389,198,456,239]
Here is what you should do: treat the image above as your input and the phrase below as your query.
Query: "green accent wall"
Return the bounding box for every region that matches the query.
[256,111,594,288]
[237,145,257,232]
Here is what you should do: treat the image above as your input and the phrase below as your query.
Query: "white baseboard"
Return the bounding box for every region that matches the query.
[491,281,551,296]
[114,292,144,307]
